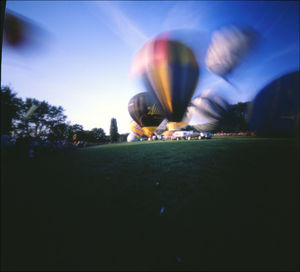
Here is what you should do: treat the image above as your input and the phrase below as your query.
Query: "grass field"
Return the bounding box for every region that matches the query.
[1,137,299,271]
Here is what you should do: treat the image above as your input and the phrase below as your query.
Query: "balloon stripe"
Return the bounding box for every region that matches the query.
[158,62,173,114]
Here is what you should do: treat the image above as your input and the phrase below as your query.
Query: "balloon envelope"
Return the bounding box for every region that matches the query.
[129,120,144,137]
[189,90,230,132]
[166,104,193,131]
[4,10,47,52]
[194,93,229,120]
[127,133,138,142]
[205,25,258,78]
[131,34,200,122]
[128,92,164,136]
[166,121,188,131]
[248,71,299,137]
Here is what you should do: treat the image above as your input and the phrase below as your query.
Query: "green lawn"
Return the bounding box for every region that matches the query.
[1,137,299,271]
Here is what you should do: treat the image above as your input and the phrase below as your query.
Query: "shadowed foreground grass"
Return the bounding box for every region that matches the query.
[1,137,299,271]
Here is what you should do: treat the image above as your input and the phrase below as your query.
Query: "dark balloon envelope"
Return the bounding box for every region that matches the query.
[4,12,28,47]
[3,10,47,54]
[131,34,200,122]
[128,92,164,136]
[248,71,299,137]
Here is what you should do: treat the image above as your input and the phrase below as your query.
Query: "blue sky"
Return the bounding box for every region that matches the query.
[2,1,299,133]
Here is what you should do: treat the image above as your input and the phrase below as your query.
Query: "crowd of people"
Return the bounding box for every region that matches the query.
[213,131,256,136]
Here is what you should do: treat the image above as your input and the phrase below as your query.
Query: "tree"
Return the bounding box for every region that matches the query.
[218,102,250,132]
[14,98,67,139]
[89,128,106,142]
[48,123,70,141]
[119,133,129,142]
[0,86,23,135]
[109,118,119,142]
[232,102,250,131]
[67,124,84,141]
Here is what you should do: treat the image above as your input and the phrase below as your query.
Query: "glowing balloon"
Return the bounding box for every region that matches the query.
[131,34,200,122]
[248,71,299,137]
[205,25,257,79]
[128,92,164,137]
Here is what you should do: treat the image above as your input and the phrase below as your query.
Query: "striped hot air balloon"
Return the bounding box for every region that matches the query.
[131,34,200,122]
[129,120,144,137]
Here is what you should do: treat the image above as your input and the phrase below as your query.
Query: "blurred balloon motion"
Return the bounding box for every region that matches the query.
[248,71,299,137]
[155,118,168,132]
[4,11,29,47]
[166,121,188,131]
[205,25,258,81]
[190,89,230,132]
[130,33,200,122]
[3,9,47,52]
[128,92,164,137]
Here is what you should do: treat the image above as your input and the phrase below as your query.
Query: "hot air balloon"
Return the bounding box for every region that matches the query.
[3,9,46,51]
[128,92,164,137]
[127,133,138,143]
[155,118,168,133]
[162,130,174,140]
[166,105,193,131]
[190,89,230,132]
[129,120,144,137]
[166,121,188,131]
[3,11,28,47]
[248,71,299,137]
[131,34,200,122]
[205,25,258,82]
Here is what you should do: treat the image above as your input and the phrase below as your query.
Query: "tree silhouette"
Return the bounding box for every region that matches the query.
[1,86,23,135]
[15,98,66,138]
[90,128,106,142]
[109,118,119,142]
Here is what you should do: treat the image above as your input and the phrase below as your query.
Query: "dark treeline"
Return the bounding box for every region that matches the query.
[1,86,250,157]
[1,86,128,157]
[189,102,251,133]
